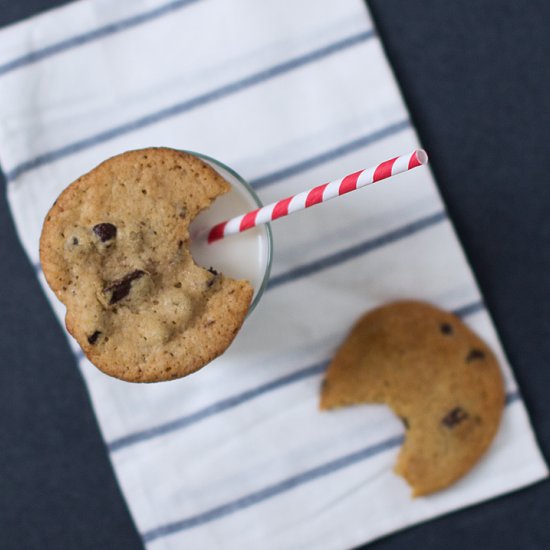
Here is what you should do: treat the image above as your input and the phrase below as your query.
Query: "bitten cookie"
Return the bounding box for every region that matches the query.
[40,148,253,383]
[320,301,505,496]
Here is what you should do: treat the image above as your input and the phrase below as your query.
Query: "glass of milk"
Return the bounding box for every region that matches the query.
[189,152,273,314]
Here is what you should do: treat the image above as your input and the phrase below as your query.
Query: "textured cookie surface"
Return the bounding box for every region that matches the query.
[40,148,253,382]
[320,301,504,496]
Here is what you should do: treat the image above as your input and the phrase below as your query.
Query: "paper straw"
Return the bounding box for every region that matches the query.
[204,150,428,243]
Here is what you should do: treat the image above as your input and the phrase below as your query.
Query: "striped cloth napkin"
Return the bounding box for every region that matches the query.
[0,0,547,548]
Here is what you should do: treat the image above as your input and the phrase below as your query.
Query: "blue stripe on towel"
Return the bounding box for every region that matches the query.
[452,301,485,318]
[267,211,447,290]
[0,0,201,77]
[107,360,328,452]
[250,119,411,189]
[141,434,405,542]
[5,30,375,183]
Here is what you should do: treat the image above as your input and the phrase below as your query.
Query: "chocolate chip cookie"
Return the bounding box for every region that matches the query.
[320,301,504,496]
[40,148,253,382]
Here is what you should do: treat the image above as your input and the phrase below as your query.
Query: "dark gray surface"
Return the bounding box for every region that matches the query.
[0,0,549,549]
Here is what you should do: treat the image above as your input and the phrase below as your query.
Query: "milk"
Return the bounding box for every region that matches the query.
[189,158,271,307]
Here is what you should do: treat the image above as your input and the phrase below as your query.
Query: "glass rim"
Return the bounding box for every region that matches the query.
[180,149,273,314]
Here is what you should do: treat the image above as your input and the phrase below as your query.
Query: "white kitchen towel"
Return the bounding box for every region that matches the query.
[0,0,547,548]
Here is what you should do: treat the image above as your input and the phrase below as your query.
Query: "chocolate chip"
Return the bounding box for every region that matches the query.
[400,416,410,430]
[87,331,101,345]
[466,349,486,363]
[440,323,453,335]
[205,267,219,288]
[442,407,468,428]
[72,237,79,246]
[104,270,145,304]
[93,223,117,242]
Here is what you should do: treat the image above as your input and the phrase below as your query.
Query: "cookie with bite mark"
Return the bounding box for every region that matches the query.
[40,148,253,382]
[320,301,505,496]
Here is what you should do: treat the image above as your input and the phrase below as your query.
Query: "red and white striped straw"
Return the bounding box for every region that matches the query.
[205,149,428,243]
